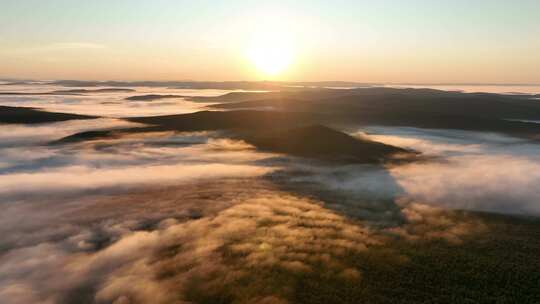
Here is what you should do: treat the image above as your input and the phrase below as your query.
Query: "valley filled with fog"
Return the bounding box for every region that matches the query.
[1,82,539,303]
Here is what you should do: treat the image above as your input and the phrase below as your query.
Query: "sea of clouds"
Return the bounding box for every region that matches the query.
[1,86,539,303]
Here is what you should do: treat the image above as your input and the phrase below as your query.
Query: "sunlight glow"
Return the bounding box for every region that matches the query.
[247,31,295,77]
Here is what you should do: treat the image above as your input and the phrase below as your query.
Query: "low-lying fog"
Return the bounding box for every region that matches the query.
[1,85,539,303]
[0,83,247,117]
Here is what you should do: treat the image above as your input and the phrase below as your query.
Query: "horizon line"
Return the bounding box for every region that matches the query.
[1,78,540,86]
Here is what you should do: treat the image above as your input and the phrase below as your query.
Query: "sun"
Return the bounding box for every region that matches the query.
[247,32,294,77]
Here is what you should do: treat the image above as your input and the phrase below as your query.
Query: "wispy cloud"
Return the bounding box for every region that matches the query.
[21,42,109,53]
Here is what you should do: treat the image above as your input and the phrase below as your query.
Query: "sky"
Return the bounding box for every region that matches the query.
[1,0,539,83]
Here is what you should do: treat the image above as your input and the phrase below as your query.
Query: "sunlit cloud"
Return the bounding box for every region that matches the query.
[0,111,500,303]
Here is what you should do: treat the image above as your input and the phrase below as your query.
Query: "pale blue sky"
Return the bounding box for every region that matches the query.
[1,0,539,82]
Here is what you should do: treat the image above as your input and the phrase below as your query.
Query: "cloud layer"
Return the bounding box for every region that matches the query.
[362,126,540,214]
[2,91,540,303]
[2,179,477,304]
